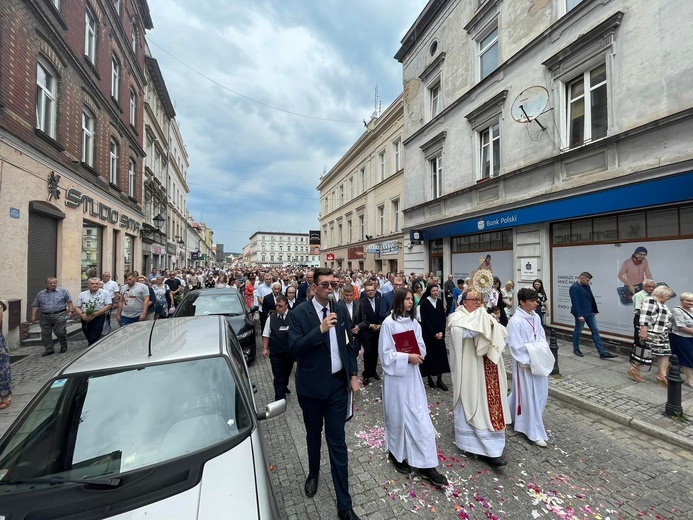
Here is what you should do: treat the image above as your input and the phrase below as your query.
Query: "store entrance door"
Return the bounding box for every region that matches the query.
[26,202,62,319]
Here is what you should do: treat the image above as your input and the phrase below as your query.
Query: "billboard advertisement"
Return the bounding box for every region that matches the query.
[451,251,513,286]
[552,239,692,336]
[309,229,320,255]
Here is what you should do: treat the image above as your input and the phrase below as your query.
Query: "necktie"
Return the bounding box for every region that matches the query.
[322,307,329,345]
[370,299,375,312]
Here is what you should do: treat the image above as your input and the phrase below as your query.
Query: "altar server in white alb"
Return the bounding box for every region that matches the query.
[507,287,554,448]
[378,288,448,487]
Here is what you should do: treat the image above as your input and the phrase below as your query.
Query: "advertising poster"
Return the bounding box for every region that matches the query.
[552,239,692,337]
[451,251,513,286]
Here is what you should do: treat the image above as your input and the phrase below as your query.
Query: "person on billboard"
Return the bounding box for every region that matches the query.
[618,246,653,297]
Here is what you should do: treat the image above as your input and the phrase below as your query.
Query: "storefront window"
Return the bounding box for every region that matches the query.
[592,217,617,242]
[429,239,443,254]
[451,230,512,252]
[647,209,678,237]
[571,219,592,243]
[81,224,102,291]
[618,213,646,240]
[681,206,693,236]
[124,234,133,275]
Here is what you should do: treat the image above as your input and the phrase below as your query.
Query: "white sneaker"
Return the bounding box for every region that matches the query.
[534,439,548,448]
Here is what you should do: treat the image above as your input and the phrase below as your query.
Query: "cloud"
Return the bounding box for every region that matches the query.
[146,0,428,255]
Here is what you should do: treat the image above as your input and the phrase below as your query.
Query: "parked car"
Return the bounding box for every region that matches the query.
[173,287,258,363]
[0,316,285,519]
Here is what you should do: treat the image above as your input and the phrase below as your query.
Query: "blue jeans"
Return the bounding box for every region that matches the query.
[119,315,141,328]
[573,314,606,354]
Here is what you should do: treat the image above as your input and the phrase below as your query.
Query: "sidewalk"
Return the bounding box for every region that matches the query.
[533,337,693,451]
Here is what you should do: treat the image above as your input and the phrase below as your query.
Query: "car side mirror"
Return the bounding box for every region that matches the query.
[257,399,287,421]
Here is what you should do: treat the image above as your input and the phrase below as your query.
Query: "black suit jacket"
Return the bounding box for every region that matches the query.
[288,300,357,400]
[354,295,381,340]
[262,293,278,314]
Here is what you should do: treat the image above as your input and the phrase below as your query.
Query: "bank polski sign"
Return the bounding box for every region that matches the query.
[478,213,518,230]
[380,240,399,256]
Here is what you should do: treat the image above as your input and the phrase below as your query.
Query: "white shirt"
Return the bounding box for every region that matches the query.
[101,280,120,301]
[76,289,112,313]
[312,297,343,373]
[262,310,289,337]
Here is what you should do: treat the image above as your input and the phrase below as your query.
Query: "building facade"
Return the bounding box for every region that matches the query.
[317,95,406,274]
[0,0,152,335]
[395,0,693,340]
[243,232,318,267]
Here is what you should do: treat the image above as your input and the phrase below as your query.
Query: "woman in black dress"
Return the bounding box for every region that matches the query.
[418,283,451,390]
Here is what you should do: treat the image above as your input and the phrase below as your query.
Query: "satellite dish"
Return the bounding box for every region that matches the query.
[511,86,549,124]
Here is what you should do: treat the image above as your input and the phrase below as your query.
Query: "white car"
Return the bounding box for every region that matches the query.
[0,316,285,519]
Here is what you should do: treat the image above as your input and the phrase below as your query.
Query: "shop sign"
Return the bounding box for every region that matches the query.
[520,257,539,280]
[365,244,380,254]
[326,253,335,261]
[65,187,141,233]
[191,251,199,260]
[348,246,364,259]
[153,245,162,255]
[380,240,399,256]
[167,243,176,255]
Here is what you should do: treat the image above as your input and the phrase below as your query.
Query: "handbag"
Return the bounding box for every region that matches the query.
[629,341,653,368]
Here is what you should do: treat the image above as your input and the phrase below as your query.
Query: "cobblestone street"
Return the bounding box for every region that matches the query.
[2,333,693,520]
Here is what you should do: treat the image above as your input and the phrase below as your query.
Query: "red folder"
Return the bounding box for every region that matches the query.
[392,330,420,356]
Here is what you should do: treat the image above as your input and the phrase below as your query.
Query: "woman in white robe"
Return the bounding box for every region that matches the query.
[507,287,549,447]
[379,288,448,487]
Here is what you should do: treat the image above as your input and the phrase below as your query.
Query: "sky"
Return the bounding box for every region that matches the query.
[145,0,429,255]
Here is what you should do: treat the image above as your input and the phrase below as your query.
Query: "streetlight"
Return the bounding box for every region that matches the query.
[140,213,166,237]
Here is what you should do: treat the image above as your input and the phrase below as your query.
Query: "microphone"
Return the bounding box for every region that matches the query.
[328,293,335,314]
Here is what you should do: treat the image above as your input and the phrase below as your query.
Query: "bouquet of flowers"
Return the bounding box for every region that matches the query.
[84,295,101,316]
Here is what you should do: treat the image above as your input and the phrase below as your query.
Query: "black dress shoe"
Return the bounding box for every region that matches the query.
[285,388,291,394]
[483,455,508,467]
[60,345,68,353]
[388,451,412,474]
[304,476,318,497]
[418,467,448,487]
[600,352,618,359]
[372,373,381,380]
[363,377,370,386]
[573,350,584,357]
[337,509,361,520]
[42,351,55,357]
[436,379,449,391]
[428,376,436,389]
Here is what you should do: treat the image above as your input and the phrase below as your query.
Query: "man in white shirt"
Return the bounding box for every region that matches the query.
[75,277,112,345]
[100,272,120,335]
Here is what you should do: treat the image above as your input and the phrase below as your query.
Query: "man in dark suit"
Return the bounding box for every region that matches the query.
[339,284,361,351]
[289,268,361,520]
[354,281,381,385]
[296,270,313,303]
[262,282,282,316]
[378,275,407,322]
[261,295,294,400]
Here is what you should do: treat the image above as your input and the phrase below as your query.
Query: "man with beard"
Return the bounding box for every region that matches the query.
[618,246,654,296]
[447,290,510,466]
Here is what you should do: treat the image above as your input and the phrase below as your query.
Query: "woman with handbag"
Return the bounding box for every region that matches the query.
[669,292,693,387]
[629,286,673,386]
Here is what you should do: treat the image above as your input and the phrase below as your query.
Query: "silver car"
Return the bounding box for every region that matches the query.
[0,316,285,519]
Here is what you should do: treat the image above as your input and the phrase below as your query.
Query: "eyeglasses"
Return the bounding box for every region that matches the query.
[464,298,481,303]
[316,282,340,288]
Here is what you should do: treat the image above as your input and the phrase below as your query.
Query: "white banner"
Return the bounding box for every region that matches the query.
[552,239,692,336]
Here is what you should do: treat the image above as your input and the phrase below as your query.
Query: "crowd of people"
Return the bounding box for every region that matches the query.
[2,263,690,519]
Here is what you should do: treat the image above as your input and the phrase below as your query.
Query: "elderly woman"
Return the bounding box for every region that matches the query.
[629,285,673,386]
[502,281,515,319]
[669,292,693,388]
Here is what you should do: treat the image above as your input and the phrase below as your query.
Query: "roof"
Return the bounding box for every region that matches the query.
[61,316,226,375]
[145,56,176,119]
[394,0,448,63]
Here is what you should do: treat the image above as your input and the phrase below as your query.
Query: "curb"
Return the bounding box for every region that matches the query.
[548,386,693,452]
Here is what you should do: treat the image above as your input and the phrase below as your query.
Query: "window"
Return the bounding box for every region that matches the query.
[378,206,385,235]
[359,215,365,240]
[129,88,136,125]
[393,139,402,172]
[128,159,136,197]
[430,155,442,199]
[429,80,442,119]
[131,26,138,54]
[392,200,400,232]
[379,151,386,181]
[347,220,352,242]
[84,8,96,63]
[52,0,60,9]
[145,137,153,168]
[340,185,344,206]
[114,0,120,14]
[360,167,366,193]
[81,108,95,166]
[567,63,607,147]
[111,56,120,100]
[338,224,342,245]
[349,177,354,199]
[109,138,119,184]
[36,61,57,137]
[566,0,584,11]
[479,27,499,80]
[479,122,500,179]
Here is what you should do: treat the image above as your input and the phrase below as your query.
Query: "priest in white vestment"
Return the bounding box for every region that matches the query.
[379,288,448,487]
[507,288,550,447]
[447,290,511,466]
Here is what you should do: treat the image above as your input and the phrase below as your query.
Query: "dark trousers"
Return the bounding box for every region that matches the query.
[81,314,106,345]
[361,335,379,378]
[633,313,642,347]
[260,312,269,332]
[298,373,351,511]
[269,351,294,401]
[39,311,68,353]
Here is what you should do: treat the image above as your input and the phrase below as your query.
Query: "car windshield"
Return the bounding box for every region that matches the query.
[178,292,244,317]
[0,356,252,485]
